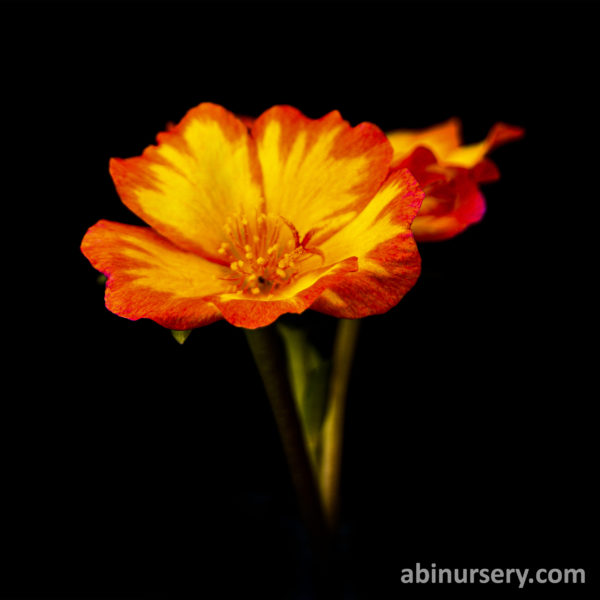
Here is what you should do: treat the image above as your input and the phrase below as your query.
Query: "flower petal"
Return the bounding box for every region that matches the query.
[109,103,264,261]
[443,122,525,168]
[387,118,462,164]
[310,168,424,319]
[471,157,500,183]
[211,257,359,329]
[395,146,450,188]
[81,220,228,330]
[251,106,392,244]
[389,121,523,242]
[412,178,486,242]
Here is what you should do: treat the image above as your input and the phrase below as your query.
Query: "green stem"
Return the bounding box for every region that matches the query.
[319,318,361,531]
[244,325,329,552]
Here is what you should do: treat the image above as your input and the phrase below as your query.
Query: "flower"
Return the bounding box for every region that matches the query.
[386,118,524,241]
[81,103,424,330]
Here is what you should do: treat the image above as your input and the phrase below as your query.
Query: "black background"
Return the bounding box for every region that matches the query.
[1,1,597,598]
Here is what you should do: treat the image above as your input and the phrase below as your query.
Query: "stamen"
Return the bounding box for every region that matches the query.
[219,210,322,297]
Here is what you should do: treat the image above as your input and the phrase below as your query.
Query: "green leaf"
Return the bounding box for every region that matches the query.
[171,329,193,345]
[301,359,331,462]
[277,323,330,467]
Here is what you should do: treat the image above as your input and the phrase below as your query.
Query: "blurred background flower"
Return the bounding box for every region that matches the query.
[388,119,524,241]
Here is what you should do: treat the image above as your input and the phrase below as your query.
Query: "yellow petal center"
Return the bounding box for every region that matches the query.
[217,211,321,296]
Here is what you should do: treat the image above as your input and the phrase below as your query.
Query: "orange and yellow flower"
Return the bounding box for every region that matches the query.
[81,103,424,330]
[387,118,524,241]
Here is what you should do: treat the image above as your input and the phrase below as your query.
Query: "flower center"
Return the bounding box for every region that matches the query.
[217,211,322,297]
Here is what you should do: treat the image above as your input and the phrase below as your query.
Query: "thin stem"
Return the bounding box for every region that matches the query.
[244,325,329,554]
[319,318,361,531]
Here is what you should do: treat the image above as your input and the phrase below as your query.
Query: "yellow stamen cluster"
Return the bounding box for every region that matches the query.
[217,210,315,296]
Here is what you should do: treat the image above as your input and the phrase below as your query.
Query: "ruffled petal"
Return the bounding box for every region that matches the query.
[211,257,358,329]
[251,106,392,245]
[412,176,486,242]
[443,122,525,168]
[471,158,500,183]
[81,220,227,330]
[387,118,462,164]
[395,146,450,188]
[310,168,424,318]
[109,103,264,261]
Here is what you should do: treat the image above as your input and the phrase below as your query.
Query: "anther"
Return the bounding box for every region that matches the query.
[222,209,312,297]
